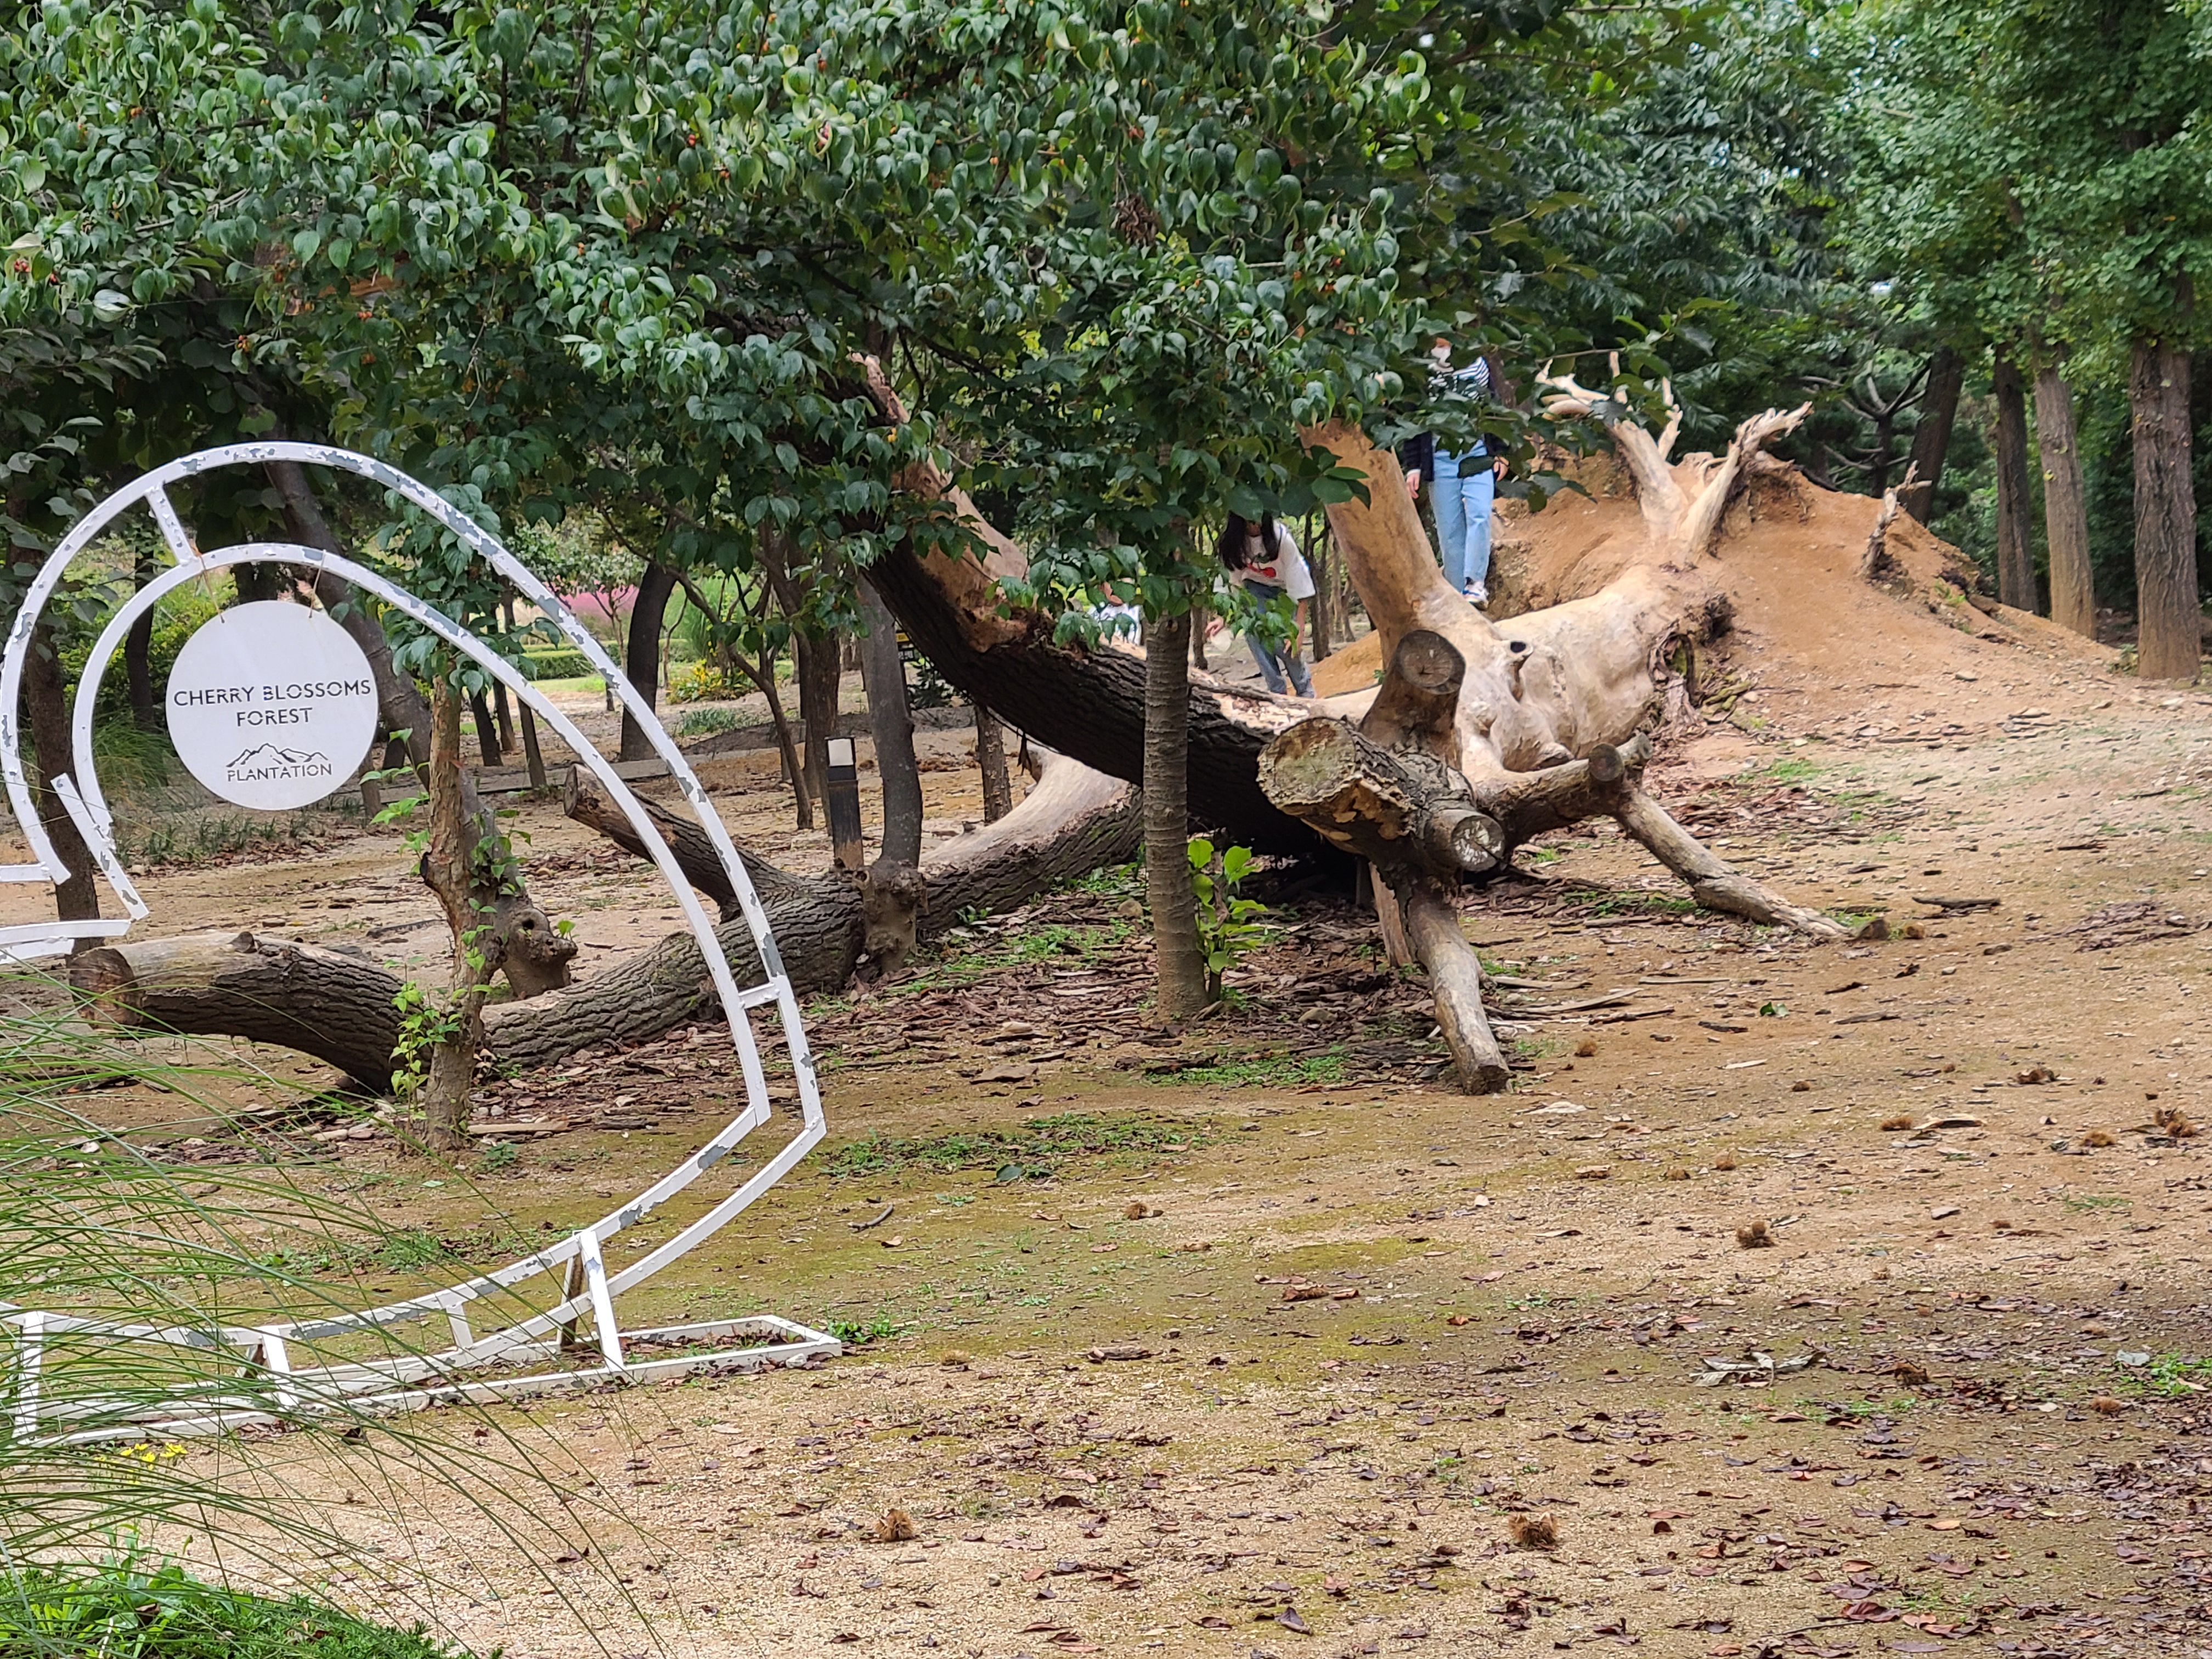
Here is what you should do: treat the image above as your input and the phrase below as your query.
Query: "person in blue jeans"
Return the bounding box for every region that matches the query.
[1210,512,1315,697]
[1400,350,1506,605]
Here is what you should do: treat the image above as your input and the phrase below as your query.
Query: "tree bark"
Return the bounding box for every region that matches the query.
[1143,608,1208,1018]
[856,577,924,865]
[72,932,414,1093]
[2035,360,2095,640]
[1993,351,2038,612]
[468,690,503,767]
[2130,336,2200,681]
[415,676,501,1151]
[973,702,1013,824]
[1400,883,1509,1093]
[618,562,679,762]
[21,620,101,927]
[1905,346,1965,524]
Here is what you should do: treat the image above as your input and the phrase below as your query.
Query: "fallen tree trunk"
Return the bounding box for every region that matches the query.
[72,933,411,1093]
[563,752,1140,945]
[72,754,1144,1089]
[562,770,810,912]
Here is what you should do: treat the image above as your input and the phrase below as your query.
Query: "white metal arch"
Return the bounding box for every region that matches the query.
[2,443,839,1439]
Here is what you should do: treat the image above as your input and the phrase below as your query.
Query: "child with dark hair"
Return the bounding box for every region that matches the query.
[1211,512,1314,697]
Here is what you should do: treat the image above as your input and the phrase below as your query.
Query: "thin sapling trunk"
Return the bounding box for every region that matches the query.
[857,577,924,864]
[1143,608,1208,1019]
[410,675,506,1153]
[974,701,1013,824]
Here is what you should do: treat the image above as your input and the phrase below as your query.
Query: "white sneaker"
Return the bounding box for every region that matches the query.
[1465,582,1488,606]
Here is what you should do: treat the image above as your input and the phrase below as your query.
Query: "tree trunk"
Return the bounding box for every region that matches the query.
[125,548,159,733]
[619,562,679,762]
[415,676,503,1151]
[468,691,503,767]
[2131,336,2200,681]
[792,631,840,825]
[1905,346,1965,524]
[2035,360,2095,640]
[80,752,1143,1086]
[856,577,924,864]
[1307,512,1332,661]
[1993,350,2038,612]
[1143,608,1207,1019]
[973,702,1013,824]
[73,932,413,1093]
[21,622,101,927]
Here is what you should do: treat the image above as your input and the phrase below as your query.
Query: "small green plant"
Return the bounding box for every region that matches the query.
[1757,1001,1788,1017]
[478,1141,521,1172]
[1146,1048,1346,1088]
[826,1312,900,1346]
[389,982,462,1101]
[2134,1353,2212,1397]
[1188,837,1268,998]
[675,704,742,737]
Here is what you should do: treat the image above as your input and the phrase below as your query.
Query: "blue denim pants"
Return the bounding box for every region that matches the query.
[1431,449,1496,591]
[1239,581,1313,697]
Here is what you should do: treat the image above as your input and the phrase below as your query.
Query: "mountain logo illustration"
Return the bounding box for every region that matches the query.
[225,743,332,772]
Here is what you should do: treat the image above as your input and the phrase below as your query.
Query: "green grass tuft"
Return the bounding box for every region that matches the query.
[0,1561,467,1659]
[825,1113,1204,1180]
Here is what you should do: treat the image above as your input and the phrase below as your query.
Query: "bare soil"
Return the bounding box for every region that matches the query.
[13,478,2212,1659]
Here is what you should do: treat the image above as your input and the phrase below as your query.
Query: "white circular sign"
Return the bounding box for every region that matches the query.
[166,601,380,810]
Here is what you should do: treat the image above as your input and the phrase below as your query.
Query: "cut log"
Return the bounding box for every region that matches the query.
[1471,736,1649,846]
[1257,720,1500,877]
[72,933,411,1093]
[1400,885,1509,1093]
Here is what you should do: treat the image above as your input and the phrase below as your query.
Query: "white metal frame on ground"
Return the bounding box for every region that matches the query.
[1,443,838,1441]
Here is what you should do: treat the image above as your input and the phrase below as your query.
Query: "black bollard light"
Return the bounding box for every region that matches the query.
[826,735,866,870]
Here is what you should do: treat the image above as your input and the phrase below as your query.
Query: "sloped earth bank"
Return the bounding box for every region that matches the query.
[22,478,2212,1658]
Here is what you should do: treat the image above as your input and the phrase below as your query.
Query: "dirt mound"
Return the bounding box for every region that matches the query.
[1314,465,2115,729]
